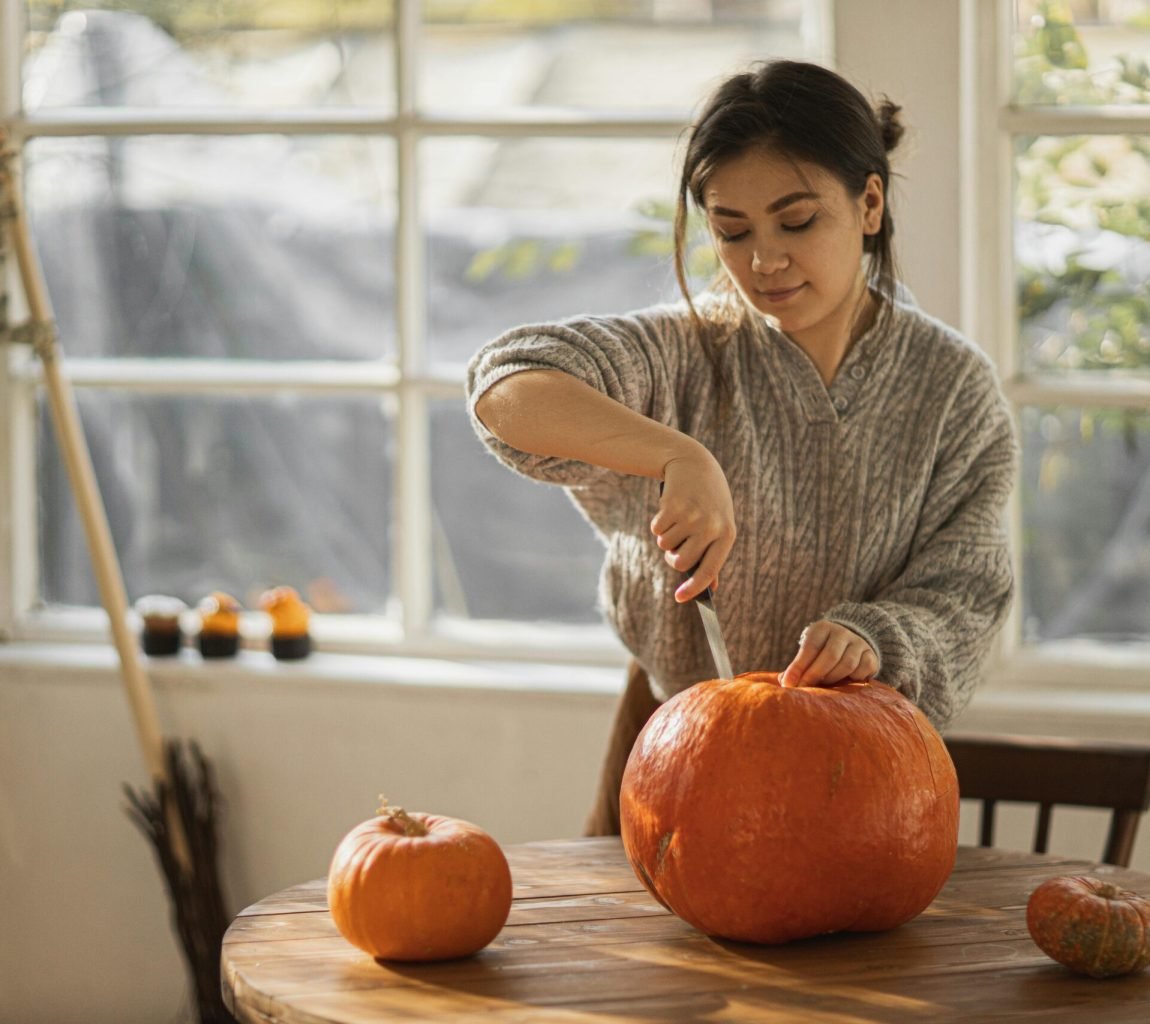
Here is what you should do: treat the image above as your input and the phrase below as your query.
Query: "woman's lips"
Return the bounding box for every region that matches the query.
[758,284,805,303]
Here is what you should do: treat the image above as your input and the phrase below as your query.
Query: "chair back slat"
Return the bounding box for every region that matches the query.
[1034,803,1053,855]
[1104,810,1143,868]
[944,733,1150,868]
[979,799,997,848]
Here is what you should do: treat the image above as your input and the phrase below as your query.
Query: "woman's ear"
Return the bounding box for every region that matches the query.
[861,173,885,236]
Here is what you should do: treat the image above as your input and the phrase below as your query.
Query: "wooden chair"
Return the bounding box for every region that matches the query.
[943,732,1150,868]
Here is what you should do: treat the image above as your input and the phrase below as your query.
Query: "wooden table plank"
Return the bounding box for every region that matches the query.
[222,840,1150,1024]
[234,838,641,921]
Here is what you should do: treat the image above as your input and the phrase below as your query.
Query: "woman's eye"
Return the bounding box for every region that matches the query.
[717,230,749,243]
[782,214,817,233]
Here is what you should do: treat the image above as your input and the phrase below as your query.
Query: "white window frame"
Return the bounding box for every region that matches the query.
[964,0,1150,693]
[0,0,831,668]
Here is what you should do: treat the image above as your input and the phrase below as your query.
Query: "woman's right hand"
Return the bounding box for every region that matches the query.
[651,451,736,602]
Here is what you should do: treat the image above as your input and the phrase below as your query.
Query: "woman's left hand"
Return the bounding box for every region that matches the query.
[779,620,878,688]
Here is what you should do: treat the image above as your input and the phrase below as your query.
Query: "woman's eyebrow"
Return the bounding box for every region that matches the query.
[708,191,820,218]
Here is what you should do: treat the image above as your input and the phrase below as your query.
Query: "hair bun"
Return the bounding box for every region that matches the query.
[876,98,905,153]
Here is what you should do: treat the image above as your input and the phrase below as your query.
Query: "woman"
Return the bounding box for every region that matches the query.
[466,60,1017,835]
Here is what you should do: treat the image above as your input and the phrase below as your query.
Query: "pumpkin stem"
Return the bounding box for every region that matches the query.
[1096,881,1120,900]
[377,795,429,837]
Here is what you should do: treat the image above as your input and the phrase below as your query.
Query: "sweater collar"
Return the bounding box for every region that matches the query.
[757,296,904,424]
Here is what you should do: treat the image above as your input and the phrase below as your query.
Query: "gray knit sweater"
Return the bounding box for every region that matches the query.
[466,296,1017,729]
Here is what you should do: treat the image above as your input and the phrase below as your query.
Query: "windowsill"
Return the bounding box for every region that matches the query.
[967,682,1150,718]
[6,607,631,669]
[5,639,1150,736]
[0,641,625,698]
[954,668,1150,740]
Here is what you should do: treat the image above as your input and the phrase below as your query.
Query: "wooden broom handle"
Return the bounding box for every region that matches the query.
[23,284,170,785]
[0,136,188,864]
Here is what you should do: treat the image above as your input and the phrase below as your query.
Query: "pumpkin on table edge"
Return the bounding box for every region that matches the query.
[619,672,960,945]
[1027,875,1150,978]
[327,800,513,962]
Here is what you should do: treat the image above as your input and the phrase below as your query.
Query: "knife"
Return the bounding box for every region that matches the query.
[658,482,734,680]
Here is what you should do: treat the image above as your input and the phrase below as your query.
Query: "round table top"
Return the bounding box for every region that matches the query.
[222,837,1150,1023]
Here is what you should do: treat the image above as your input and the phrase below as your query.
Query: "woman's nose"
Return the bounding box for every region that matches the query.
[752,246,789,274]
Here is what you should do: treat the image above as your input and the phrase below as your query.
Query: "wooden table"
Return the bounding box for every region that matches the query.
[222,838,1150,1023]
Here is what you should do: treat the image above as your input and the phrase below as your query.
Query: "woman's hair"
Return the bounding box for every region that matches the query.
[674,59,906,343]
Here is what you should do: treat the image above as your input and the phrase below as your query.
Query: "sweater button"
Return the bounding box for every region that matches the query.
[833,395,849,412]
[850,365,867,381]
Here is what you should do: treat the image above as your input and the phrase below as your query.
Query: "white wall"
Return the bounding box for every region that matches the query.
[834,0,963,328]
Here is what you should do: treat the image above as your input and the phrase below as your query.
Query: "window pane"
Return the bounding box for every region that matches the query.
[1021,404,1150,644]
[1016,133,1150,373]
[39,391,395,616]
[26,135,396,360]
[1013,1,1150,106]
[421,1,810,113]
[423,136,701,371]
[429,399,602,624]
[24,2,395,110]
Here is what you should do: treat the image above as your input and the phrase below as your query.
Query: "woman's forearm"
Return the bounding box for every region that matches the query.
[477,368,736,601]
[474,369,705,479]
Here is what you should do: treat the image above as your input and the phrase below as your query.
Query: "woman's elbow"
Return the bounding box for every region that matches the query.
[473,370,564,437]
[473,386,501,433]
[474,375,524,435]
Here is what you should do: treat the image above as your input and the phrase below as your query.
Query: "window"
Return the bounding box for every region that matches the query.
[2,1,824,661]
[972,0,1150,675]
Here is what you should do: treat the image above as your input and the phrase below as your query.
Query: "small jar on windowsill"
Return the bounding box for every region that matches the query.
[134,595,187,656]
[259,586,311,660]
[197,591,242,658]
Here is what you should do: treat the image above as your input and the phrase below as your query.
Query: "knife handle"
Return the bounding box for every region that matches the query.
[657,481,714,602]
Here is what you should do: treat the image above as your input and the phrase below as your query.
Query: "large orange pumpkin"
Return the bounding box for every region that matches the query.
[620,672,959,944]
[1027,875,1150,978]
[327,801,512,961]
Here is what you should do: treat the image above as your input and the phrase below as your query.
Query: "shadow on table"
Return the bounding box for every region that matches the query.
[375,893,1149,1023]
[376,924,968,1023]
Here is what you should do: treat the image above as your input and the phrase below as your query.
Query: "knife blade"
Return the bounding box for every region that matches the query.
[693,579,734,681]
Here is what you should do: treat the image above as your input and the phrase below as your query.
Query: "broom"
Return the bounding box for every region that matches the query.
[0,132,233,1024]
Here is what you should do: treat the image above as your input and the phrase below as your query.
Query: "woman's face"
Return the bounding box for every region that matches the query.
[703,147,884,350]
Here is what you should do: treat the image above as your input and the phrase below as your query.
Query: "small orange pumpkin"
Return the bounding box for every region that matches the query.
[620,673,959,944]
[1027,875,1150,978]
[327,800,512,961]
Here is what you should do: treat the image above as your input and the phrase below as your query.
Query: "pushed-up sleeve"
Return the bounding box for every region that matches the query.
[465,310,683,487]
[824,360,1018,730]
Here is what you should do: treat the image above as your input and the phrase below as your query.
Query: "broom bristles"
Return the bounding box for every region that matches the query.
[124,740,233,1024]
